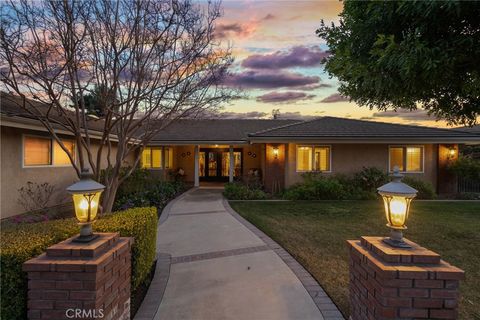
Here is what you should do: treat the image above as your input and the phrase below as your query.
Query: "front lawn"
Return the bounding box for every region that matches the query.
[230,200,480,320]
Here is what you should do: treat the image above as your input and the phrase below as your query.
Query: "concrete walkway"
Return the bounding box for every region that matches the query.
[135,188,344,320]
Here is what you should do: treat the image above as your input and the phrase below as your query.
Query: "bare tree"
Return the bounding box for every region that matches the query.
[1,0,233,212]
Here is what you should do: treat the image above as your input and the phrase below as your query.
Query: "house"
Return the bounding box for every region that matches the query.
[2,93,480,218]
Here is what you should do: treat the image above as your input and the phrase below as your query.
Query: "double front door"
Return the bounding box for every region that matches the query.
[199,148,242,181]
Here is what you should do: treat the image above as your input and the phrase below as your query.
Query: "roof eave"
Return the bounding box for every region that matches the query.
[247,136,480,144]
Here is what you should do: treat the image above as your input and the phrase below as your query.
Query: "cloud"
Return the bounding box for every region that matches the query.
[214,22,255,39]
[320,93,349,103]
[372,109,434,121]
[256,91,315,104]
[200,110,269,119]
[241,46,329,69]
[262,14,275,20]
[223,70,320,89]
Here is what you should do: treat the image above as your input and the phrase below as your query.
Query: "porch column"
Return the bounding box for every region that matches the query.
[194,145,200,187]
[229,145,234,183]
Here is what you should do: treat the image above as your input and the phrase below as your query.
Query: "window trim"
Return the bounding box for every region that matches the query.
[388,145,425,174]
[22,134,76,168]
[295,145,332,173]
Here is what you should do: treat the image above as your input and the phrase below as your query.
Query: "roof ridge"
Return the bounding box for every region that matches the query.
[326,116,467,134]
[248,118,314,136]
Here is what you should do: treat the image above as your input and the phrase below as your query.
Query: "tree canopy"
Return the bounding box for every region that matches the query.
[317,1,480,125]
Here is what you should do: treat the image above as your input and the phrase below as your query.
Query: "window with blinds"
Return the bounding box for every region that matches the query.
[389,146,423,172]
[296,145,331,172]
[141,147,173,169]
[24,136,75,167]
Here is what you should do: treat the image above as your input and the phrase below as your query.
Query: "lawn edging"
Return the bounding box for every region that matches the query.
[223,198,346,320]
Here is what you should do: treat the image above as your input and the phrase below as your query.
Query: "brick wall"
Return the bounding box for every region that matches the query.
[348,237,464,320]
[23,233,132,320]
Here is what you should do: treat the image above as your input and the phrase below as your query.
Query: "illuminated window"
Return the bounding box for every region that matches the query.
[141,147,173,169]
[53,140,75,165]
[24,136,75,167]
[389,146,423,172]
[296,146,331,172]
[24,136,51,166]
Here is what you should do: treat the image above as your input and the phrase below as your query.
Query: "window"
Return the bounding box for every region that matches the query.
[24,136,75,167]
[389,146,424,172]
[296,145,331,172]
[141,147,173,169]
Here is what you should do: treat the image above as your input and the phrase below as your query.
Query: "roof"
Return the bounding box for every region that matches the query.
[248,117,480,143]
[453,125,480,134]
[149,119,300,144]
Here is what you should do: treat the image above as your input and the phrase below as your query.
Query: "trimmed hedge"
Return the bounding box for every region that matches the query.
[223,182,267,200]
[0,207,157,320]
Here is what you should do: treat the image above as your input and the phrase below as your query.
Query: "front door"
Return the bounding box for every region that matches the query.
[199,148,242,181]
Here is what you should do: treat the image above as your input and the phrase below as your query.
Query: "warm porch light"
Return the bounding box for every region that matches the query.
[448,146,456,157]
[67,169,105,242]
[377,166,418,248]
[273,146,279,159]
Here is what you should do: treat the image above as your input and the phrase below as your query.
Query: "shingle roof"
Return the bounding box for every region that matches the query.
[248,117,480,142]
[453,125,480,134]
[149,119,300,143]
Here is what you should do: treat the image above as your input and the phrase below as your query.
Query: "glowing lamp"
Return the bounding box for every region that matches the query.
[448,147,456,158]
[66,169,105,242]
[273,147,279,159]
[377,166,418,248]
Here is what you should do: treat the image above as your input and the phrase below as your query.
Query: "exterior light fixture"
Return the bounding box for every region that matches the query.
[377,166,418,248]
[448,146,456,158]
[67,169,105,243]
[273,147,279,159]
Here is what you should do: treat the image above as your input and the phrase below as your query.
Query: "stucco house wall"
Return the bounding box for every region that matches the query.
[285,143,439,188]
[0,126,134,219]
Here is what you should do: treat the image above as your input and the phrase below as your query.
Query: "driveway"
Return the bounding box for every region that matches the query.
[135,188,343,320]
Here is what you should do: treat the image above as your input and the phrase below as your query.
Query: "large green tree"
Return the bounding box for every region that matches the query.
[317,1,480,125]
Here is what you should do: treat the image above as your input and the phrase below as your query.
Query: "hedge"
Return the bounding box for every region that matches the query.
[0,207,157,320]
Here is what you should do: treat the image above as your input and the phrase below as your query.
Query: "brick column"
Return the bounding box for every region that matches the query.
[347,237,464,320]
[23,233,132,320]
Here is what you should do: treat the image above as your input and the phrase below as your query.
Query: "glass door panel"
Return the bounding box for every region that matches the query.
[221,152,242,177]
[208,152,217,177]
[199,152,205,177]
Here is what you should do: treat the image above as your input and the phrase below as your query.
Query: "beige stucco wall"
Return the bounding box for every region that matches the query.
[0,126,134,219]
[285,143,438,188]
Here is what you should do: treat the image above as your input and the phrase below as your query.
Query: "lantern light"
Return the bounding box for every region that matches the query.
[67,169,105,243]
[377,166,418,248]
[448,147,456,158]
[273,147,279,159]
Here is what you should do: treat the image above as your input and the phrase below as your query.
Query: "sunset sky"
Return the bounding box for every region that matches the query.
[215,0,448,127]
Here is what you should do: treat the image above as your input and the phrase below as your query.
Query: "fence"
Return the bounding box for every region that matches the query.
[458,177,480,193]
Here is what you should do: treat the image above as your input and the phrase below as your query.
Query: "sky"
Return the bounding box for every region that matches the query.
[215,0,449,127]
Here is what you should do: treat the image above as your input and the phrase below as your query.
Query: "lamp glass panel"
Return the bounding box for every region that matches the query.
[297,146,312,171]
[53,140,75,165]
[24,136,51,166]
[406,147,422,172]
[314,147,330,171]
[389,147,404,171]
[73,192,102,223]
[388,196,408,227]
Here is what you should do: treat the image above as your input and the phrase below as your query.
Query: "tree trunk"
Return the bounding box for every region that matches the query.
[101,178,120,214]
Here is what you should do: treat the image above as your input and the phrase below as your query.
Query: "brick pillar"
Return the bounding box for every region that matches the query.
[23,233,132,320]
[347,237,464,320]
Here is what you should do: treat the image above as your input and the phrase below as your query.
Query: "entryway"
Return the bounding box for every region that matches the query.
[199,148,242,182]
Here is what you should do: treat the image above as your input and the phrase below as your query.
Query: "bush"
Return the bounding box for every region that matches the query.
[402,177,437,199]
[0,207,157,320]
[283,175,349,200]
[352,167,389,192]
[223,182,267,200]
[449,156,480,181]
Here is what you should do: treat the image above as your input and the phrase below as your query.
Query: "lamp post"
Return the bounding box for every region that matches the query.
[377,166,418,248]
[67,169,105,243]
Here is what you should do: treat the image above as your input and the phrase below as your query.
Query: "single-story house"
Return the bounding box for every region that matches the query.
[2,93,480,218]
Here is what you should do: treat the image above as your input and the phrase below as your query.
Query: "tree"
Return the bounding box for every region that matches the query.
[1,0,233,212]
[317,1,480,126]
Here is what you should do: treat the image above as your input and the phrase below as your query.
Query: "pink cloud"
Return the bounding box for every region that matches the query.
[320,93,349,103]
[242,46,330,69]
[256,91,315,104]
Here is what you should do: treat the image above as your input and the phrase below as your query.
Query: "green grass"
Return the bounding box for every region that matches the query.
[230,200,480,320]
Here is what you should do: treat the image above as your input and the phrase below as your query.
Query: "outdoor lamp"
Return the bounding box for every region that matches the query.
[273,147,279,159]
[448,146,456,158]
[377,166,418,248]
[67,169,105,243]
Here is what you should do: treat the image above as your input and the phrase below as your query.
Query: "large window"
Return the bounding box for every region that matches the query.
[24,136,75,167]
[296,145,331,172]
[389,146,424,172]
[141,147,173,169]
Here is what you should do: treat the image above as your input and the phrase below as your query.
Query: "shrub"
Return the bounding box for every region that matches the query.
[402,177,437,199]
[0,207,157,320]
[223,182,267,200]
[449,156,480,181]
[283,175,349,200]
[352,167,389,192]
[17,181,55,213]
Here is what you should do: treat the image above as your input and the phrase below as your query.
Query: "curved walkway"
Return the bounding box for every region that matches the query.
[135,188,344,320]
